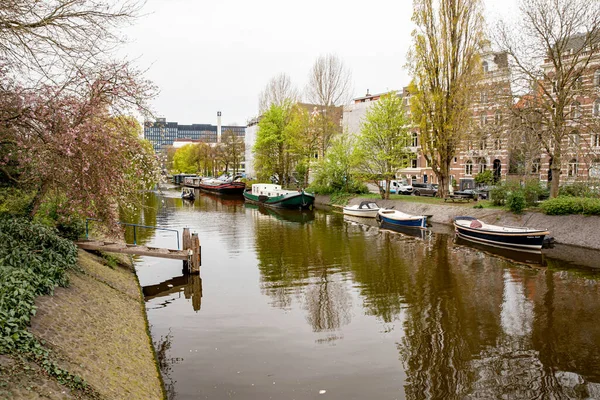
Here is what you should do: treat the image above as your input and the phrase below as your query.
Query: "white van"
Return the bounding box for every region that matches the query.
[378,180,413,195]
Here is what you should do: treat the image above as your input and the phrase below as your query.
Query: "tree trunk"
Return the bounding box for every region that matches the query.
[29,180,50,218]
[437,161,450,198]
[550,151,561,198]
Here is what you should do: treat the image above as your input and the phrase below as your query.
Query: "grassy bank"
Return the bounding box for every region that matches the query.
[0,218,163,399]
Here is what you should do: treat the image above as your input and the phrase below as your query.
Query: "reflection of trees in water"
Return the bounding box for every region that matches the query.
[396,240,600,399]
[252,206,600,395]
[304,272,351,332]
[252,210,352,332]
[120,192,160,245]
[154,329,183,400]
[398,236,479,399]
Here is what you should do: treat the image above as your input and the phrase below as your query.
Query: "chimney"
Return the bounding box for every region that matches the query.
[366,89,370,97]
[217,111,222,143]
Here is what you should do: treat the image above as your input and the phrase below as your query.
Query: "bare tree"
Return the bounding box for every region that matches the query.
[306,54,352,107]
[222,129,245,174]
[258,73,299,113]
[305,54,352,159]
[496,0,600,197]
[408,0,485,198]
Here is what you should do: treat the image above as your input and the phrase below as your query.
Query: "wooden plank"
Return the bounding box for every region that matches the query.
[75,241,190,260]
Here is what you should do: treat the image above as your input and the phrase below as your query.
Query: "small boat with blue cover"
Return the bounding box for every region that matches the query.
[453,216,550,250]
[377,209,427,229]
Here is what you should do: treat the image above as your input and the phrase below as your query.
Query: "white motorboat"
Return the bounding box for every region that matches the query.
[342,201,380,218]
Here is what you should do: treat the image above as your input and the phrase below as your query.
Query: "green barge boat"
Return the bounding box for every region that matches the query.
[243,184,315,209]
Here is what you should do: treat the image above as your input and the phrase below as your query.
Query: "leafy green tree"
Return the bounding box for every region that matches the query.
[311,135,362,194]
[172,144,197,174]
[354,92,411,199]
[253,102,300,186]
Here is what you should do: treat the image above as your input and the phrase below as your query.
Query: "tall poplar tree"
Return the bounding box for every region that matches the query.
[408,0,485,197]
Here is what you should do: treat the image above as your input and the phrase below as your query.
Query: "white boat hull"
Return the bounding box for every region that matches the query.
[343,208,379,218]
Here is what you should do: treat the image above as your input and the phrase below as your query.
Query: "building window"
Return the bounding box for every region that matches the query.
[494,137,501,150]
[411,158,418,168]
[477,158,487,173]
[532,158,541,173]
[569,131,580,147]
[574,76,583,91]
[411,132,418,147]
[593,134,600,148]
[568,158,578,177]
[571,101,581,118]
[594,99,600,117]
[482,61,489,73]
[595,70,600,87]
[494,111,502,125]
[465,160,473,176]
[479,137,487,150]
[480,91,488,103]
[480,114,487,126]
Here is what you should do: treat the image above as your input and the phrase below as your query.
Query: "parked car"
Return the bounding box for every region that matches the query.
[453,188,488,200]
[379,180,413,195]
[412,183,438,197]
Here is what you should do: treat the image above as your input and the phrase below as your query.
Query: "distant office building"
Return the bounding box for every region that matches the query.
[144,113,245,152]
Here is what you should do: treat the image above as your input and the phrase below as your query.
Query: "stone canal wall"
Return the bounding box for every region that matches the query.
[2,250,164,399]
[315,195,600,251]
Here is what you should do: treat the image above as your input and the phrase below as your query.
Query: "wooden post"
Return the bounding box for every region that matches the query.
[182,228,191,274]
[190,233,200,274]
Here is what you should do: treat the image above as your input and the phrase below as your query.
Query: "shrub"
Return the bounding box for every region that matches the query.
[507,191,526,214]
[0,187,34,217]
[475,170,494,185]
[0,217,78,353]
[559,182,598,198]
[522,180,548,207]
[541,196,600,215]
[490,185,507,206]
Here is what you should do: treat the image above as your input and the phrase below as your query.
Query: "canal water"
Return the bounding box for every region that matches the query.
[130,190,600,399]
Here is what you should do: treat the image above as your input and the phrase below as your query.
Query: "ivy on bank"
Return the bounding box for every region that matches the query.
[0,217,94,393]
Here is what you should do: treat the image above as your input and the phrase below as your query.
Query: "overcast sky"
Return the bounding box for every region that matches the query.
[122,0,518,126]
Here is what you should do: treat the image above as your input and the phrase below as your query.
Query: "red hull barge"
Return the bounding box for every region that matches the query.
[197,181,246,195]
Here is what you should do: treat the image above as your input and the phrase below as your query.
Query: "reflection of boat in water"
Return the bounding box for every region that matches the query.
[454,236,546,266]
[377,209,427,228]
[454,216,550,250]
[200,191,245,206]
[342,201,380,218]
[343,214,379,228]
[181,187,195,200]
[243,183,314,209]
[245,203,315,223]
[379,223,431,240]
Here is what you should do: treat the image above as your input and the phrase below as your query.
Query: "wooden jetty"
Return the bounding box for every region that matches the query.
[76,228,201,274]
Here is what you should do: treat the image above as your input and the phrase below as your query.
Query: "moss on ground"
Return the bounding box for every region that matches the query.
[0,250,163,399]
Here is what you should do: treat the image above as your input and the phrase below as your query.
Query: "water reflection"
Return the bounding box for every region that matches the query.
[245,203,315,224]
[143,274,203,312]
[131,192,600,399]
[454,236,546,266]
